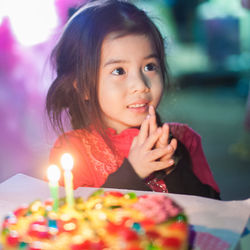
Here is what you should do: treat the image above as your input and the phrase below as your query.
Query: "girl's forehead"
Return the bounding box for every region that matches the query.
[102,32,154,50]
[100,33,157,66]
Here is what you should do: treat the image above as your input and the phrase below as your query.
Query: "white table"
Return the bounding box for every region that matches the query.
[0,174,249,250]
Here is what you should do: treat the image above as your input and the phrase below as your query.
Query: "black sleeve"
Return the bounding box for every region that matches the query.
[101,158,151,191]
[161,141,221,200]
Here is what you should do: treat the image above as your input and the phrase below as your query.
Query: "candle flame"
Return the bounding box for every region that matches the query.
[47,165,61,182]
[61,153,74,171]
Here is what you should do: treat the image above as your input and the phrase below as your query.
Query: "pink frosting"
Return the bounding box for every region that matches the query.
[132,195,182,223]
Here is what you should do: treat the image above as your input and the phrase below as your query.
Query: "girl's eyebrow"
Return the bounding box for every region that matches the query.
[104,59,127,67]
[104,54,158,67]
[145,53,158,60]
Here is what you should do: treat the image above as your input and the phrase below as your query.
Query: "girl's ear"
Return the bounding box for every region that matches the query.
[73,81,89,100]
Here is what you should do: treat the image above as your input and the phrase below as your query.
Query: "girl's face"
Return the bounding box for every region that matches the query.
[98,32,164,133]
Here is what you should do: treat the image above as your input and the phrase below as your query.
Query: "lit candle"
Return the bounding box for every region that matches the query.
[47,165,61,211]
[61,153,75,207]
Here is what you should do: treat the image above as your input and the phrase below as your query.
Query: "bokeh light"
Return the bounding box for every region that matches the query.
[0,0,58,46]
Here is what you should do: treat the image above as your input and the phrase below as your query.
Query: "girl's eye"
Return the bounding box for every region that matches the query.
[144,63,157,72]
[111,67,125,75]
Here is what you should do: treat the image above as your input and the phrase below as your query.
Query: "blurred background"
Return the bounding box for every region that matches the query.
[0,0,249,200]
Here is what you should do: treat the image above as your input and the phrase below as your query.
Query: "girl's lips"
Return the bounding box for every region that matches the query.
[127,103,147,108]
[127,99,150,108]
[127,102,149,113]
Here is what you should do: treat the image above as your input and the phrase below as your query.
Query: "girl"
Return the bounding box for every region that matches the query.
[46,0,220,199]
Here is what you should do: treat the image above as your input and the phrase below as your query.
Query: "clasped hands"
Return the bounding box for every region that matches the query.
[128,106,177,179]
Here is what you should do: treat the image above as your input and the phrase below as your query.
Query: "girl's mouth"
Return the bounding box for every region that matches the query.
[127,103,148,113]
[127,103,147,108]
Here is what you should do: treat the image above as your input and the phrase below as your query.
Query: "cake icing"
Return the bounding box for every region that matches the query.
[1,190,188,249]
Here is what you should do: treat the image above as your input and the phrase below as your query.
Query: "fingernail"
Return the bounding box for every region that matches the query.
[146,114,150,120]
[167,145,172,151]
[149,105,154,114]
[169,159,174,165]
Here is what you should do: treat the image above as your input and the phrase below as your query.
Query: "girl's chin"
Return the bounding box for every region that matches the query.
[113,122,143,133]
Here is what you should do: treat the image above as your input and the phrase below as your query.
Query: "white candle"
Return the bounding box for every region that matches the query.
[47,165,61,211]
[61,153,74,207]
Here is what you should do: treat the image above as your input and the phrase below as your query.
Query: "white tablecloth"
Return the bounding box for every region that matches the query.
[0,174,249,250]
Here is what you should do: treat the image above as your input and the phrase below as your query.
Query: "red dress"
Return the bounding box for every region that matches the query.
[49,123,220,193]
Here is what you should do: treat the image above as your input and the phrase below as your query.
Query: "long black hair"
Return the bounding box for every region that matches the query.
[46,0,169,138]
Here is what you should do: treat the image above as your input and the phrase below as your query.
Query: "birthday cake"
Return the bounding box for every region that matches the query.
[1,189,189,250]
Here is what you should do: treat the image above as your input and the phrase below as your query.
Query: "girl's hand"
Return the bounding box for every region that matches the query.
[148,106,177,174]
[128,117,174,179]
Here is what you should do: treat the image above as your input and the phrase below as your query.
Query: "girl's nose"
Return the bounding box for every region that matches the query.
[130,71,150,93]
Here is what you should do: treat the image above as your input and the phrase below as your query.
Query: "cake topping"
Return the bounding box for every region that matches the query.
[132,194,182,223]
[1,190,188,250]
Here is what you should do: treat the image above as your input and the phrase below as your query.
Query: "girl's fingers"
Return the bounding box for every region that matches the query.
[157,123,169,147]
[148,105,157,135]
[170,138,178,151]
[148,105,155,116]
[130,135,138,149]
[160,138,178,161]
[149,159,175,172]
[143,127,162,150]
[137,116,150,145]
[146,144,172,162]
[147,137,178,162]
